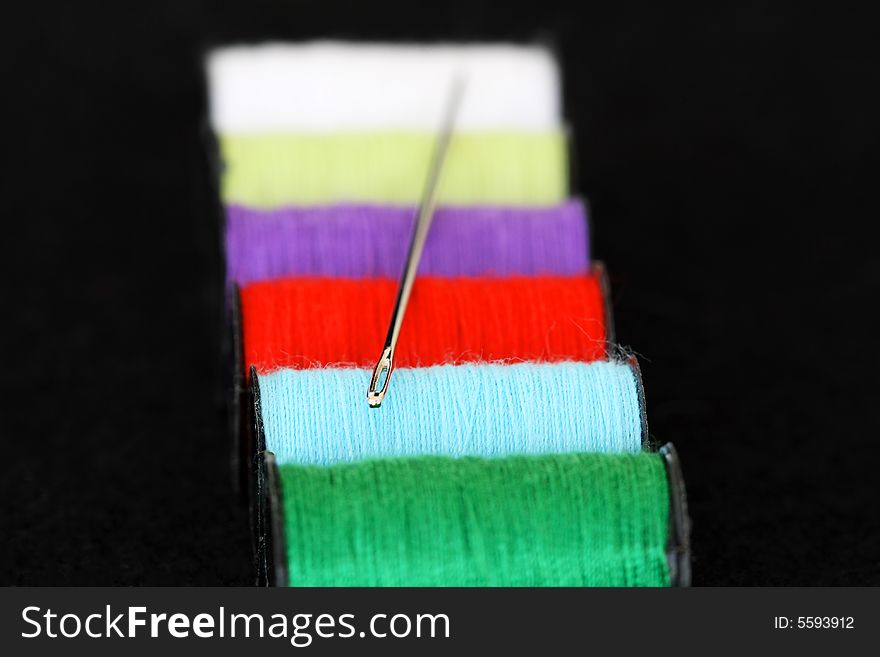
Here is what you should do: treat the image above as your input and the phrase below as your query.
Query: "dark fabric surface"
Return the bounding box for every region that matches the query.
[1,0,877,585]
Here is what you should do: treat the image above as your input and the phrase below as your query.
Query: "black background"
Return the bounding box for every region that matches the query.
[1,1,877,585]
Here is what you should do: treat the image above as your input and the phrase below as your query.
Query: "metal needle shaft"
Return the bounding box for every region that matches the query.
[367,77,465,408]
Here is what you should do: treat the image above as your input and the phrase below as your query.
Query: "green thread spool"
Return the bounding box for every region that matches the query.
[259,446,689,587]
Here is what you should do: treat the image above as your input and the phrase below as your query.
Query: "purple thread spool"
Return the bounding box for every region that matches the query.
[225,200,589,284]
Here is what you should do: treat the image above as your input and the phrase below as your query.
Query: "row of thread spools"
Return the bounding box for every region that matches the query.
[206,42,690,586]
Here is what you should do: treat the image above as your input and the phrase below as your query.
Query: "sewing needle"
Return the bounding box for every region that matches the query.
[367,77,465,408]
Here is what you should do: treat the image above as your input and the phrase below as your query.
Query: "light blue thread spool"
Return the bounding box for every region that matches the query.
[255,360,645,466]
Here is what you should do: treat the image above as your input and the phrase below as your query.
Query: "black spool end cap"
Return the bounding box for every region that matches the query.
[591,260,617,348]
[258,450,289,587]
[226,283,247,497]
[660,442,692,587]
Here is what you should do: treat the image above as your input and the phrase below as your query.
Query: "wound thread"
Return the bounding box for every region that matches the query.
[206,41,690,588]
[207,43,560,133]
[277,451,670,586]
[241,275,607,372]
[257,361,643,465]
[225,200,588,284]
[219,132,568,207]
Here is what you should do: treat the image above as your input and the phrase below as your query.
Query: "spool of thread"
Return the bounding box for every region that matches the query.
[219,132,567,207]
[271,450,670,586]
[225,200,589,284]
[254,360,644,466]
[207,42,560,132]
[241,274,608,372]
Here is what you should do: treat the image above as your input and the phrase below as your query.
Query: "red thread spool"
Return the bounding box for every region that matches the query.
[241,275,608,373]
